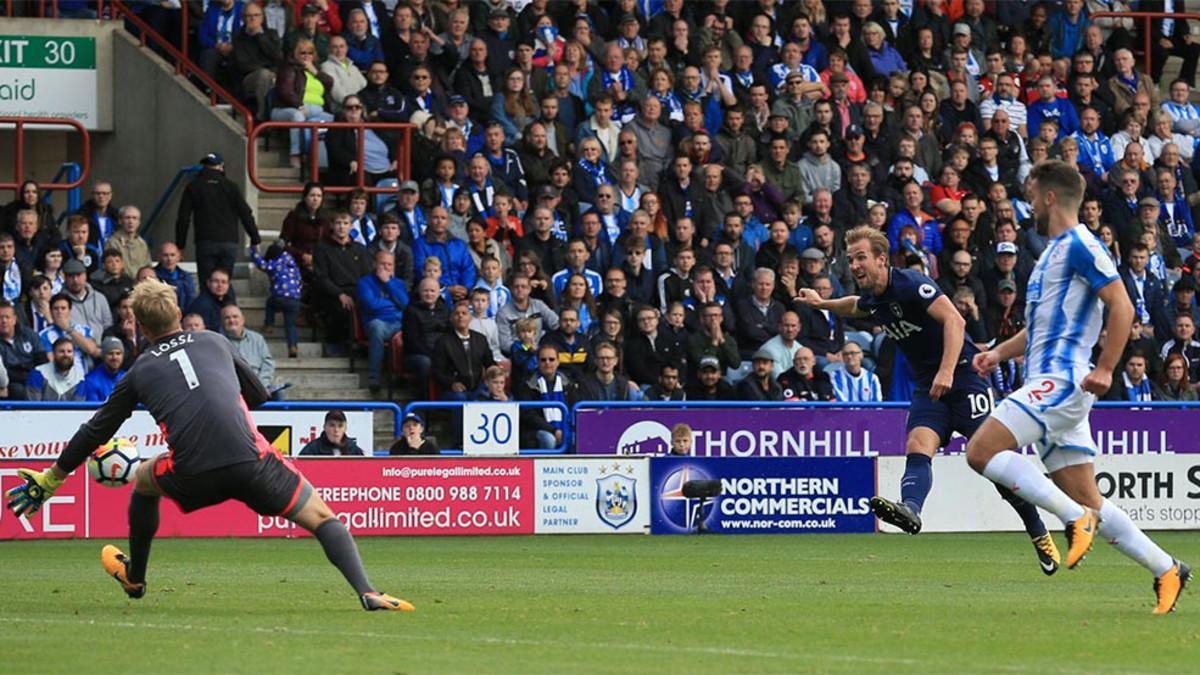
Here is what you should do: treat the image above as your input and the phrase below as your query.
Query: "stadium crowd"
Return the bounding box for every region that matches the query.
[5,0,1200,441]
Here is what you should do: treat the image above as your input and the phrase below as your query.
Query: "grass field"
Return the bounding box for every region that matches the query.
[4,533,1199,674]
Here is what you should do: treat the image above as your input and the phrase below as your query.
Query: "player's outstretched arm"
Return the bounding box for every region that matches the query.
[1082,280,1134,395]
[925,295,966,399]
[974,328,1027,376]
[795,288,867,317]
[5,375,138,517]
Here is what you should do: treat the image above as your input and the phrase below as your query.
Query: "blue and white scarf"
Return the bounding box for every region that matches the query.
[601,66,637,122]
[403,206,427,241]
[438,182,459,209]
[1122,372,1155,402]
[535,374,566,425]
[1117,72,1139,96]
[551,211,568,241]
[469,179,496,218]
[577,157,612,188]
[350,214,377,246]
[654,90,684,122]
[2,261,19,302]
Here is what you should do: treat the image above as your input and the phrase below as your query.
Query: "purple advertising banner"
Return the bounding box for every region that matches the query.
[575,407,1198,458]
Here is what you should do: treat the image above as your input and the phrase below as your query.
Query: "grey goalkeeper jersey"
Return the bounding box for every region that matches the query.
[58,330,271,475]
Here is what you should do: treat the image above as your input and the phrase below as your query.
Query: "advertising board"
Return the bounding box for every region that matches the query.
[533,458,650,533]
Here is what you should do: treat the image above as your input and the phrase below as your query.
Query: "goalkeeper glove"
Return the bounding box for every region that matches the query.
[5,467,66,517]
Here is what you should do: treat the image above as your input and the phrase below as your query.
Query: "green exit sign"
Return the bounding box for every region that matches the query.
[0,35,95,69]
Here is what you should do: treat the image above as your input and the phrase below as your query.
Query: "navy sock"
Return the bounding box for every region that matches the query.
[127,492,160,584]
[995,482,1048,538]
[899,454,933,514]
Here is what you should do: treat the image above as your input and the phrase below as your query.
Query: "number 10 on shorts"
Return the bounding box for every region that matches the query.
[462,403,520,455]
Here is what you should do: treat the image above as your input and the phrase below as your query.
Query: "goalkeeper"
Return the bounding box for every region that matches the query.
[5,279,412,612]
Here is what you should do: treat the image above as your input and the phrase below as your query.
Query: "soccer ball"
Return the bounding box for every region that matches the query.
[87,437,141,487]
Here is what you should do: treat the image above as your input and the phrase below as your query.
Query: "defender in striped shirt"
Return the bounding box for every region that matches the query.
[968,160,1189,614]
[798,227,1055,575]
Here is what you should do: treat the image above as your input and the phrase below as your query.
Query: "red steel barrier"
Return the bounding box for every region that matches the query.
[1089,11,1200,77]
[248,120,415,194]
[0,117,90,196]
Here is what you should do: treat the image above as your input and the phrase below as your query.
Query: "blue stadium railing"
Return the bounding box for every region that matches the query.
[140,163,202,243]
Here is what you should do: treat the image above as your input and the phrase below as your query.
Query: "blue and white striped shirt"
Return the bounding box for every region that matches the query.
[830,368,883,402]
[1023,225,1120,384]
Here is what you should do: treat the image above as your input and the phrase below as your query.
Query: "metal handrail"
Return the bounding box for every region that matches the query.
[405,401,570,455]
[107,0,253,137]
[248,120,415,194]
[48,162,82,217]
[0,117,90,197]
[1089,11,1200,77]
[140,163,202,239]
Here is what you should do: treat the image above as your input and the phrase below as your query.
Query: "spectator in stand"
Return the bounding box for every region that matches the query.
[735,268,786,358]
[0,233,28,305]
[197,0,245,89]
[644,363,685,401]
[758,311,803,379]
[539,306,589,378]
[1105,349,1163,402]
[1159,353,1199,400]
[312,211,371,355]
[496,274,558,353]
[91,250,133,310]
[578,339,641,402]
[321,37,367,114]
[270,39,336,170]
[186,268,236,334]
[516,344,576,449]
[687,301,739,381]
[356,249,408,395]
[402,276,450,394]
[624,304,679,388]
[285,2,331,65]
[738,348,785,401]
[176,153,261,287]
[467,287,504,363]
[685,355,735,400]
[76,337,127,402]
[232,2,283,121]
[2,180,56,234]
[299,409,366,455]
[102,291,143,370]
[59,215,102,276]
[508,316,540,379]
[250,240,303,358]
[11,208,54,274]
[103,207,152,279]
[389,411,440,455]
[222,305,280,398]
[62,259,112,339]
[830,342,883,402]
[889,180,942,255]
[25,337,84,402]
[1160,314,1200,383]
[327,95,398,188]
[280,182,331,278]
[153,242,196,311]
[0,300,46,399]
[778,347,836,401]
[413,206,476,303]
[23,275,52,334]
[77,181,119,248]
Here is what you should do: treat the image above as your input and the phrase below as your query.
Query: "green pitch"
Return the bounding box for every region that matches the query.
[4,533,1199,673]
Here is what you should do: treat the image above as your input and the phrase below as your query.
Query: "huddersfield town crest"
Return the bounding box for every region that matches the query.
[596,473,637,529]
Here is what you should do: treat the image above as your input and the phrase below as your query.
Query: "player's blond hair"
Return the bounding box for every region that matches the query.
[130,278,181,336]
[845,226,891,257]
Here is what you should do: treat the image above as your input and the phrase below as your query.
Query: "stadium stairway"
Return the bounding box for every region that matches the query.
[226,138,402,450]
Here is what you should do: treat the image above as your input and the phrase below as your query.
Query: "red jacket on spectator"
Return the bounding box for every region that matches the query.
[293,0,342,35]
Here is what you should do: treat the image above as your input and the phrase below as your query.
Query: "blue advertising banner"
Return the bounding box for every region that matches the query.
[649,457,875,535]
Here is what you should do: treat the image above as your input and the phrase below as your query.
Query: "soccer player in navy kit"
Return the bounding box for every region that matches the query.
[5,280,413,612]
[798,226,1060,574]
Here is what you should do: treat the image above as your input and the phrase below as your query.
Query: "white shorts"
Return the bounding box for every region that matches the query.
[991,375,1096,473]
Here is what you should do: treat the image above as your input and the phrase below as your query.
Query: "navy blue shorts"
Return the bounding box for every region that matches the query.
[906,375,995,448]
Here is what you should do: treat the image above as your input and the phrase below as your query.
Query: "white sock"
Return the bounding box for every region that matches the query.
[1098,499,1175,577]
[981,451,1086,524]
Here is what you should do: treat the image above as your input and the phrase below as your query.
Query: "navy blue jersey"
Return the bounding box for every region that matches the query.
[855,268,980,388]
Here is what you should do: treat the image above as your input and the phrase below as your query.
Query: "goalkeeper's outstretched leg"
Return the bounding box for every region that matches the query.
[286,487,414,612]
